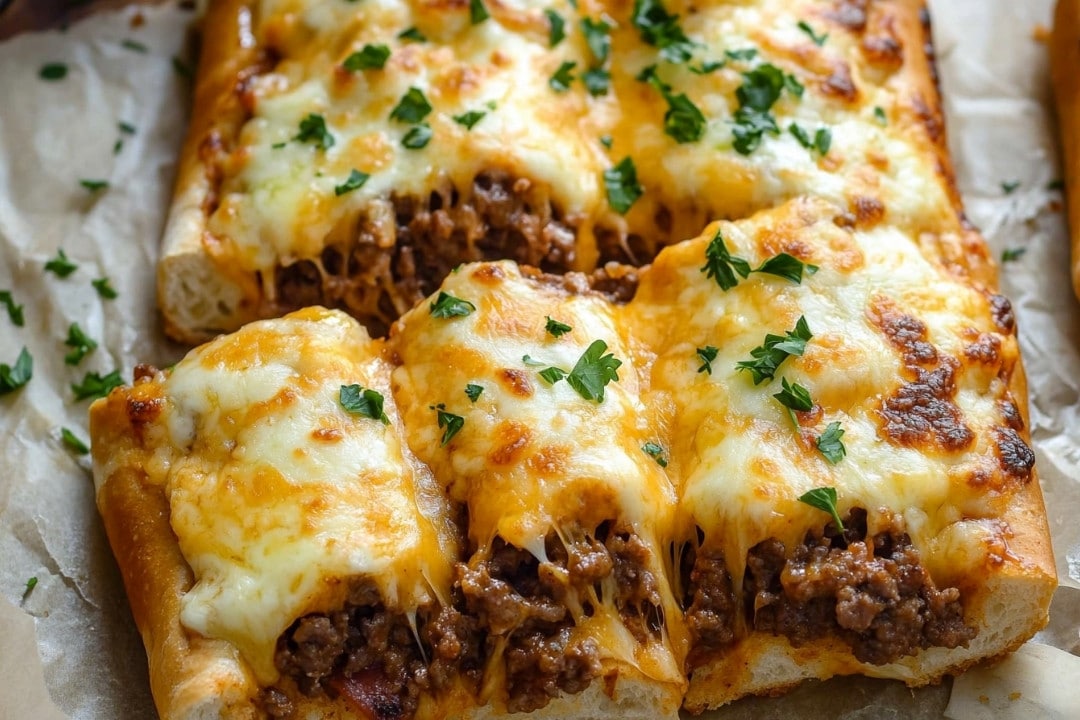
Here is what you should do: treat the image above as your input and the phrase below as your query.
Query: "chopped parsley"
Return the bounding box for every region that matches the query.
[61,427,90,455]
[732,64,803,155]
[736,316,812,385]
[1047,179,1065,191]
[430,291,476,318]
[91,277,118,299]
[121,38,149,53]
[469,0,489,24]
[798,486,845,531]
[343,44,390,71]
[1001,180,1021,195]
[45,249,78,278]
[25,576,38,594]
[797,20,828,46]
[581,17,612,64]
[390,87,433,123]
[1001,247,1027,263]
[549,61,577,92]
[39,63,68,81]
[0,290,24,327]
[642,441,668,467]
[64,323,98,365]
[816,422,846,464]
[339,384,390,424]
[538,366,567,384]
[402,123,433,149]
[546,9,566,47]
[789,123,831,157]
[118,122,136,135]
[696,345,719,375]
[604,157,643,214]
[582,67,611,96]
[465,383,484,402]
[599,134,613,149]
[0,348,32,396]
[398,27,426,42]
[171,56,193,79]
[293,113,335,150]
[632,0,695,63]
[565,339,622,402]
[873,105,887,125]
[773,377,813,426]
[545,316,572,337]
[433,404,465,446]
[80,179,109,192]
[72,370,124,401]
[522,355,547,367]
[334,169,370,196]
[643,70,706,143]
[725,48,758,62]
[700,230,817,291]
[453,110,487,130]
[689,59,724,75]
[113,139,124,155]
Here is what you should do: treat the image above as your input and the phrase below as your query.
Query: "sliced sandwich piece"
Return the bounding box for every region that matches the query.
[626,197,1056,712]
[89,307,473,720]
[387,262,687,719]
[161,0,976,343]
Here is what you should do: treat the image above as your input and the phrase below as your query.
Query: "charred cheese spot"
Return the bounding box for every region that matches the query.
[988,293,1016,333]
[963,333,1001,365]
[994,427,1035,483]
[868,296,937,366]
[880,359,974,452]
[498,368,533,399]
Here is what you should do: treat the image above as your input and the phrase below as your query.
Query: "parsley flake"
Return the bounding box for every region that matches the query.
[334,169,370,196]
[789,123,831,157]
[64,323,98,365]
[0,290,25,327]
[599,134,613,149]
[40,63,68,81]
[755,253,819,284]
[797,20,828,46]
[642,441,668,467]
[816,422,846,464]
[25,576,38,593]
[725,48,758,62]
[113,139,124,155]
[546,10,566,47]
[736,316,813,385]
[72,369,124,401]
[539,366,567,384]
[731,64,802,154]
[604,157,643,214]
[798,486,845,531]
[565,339,622,402]
[434,404,465,446]
[696,345,719,374]
[172,56,193,79]
[1001,180,1021,195]
[118,122,136,135]
[430,291,476,318]
[390,87,433,123]
[700,229,751,291]
[1001,247,1027,263]
[873,106,887,125]
[469,0,489,24]
[453,110,487,130]
[121,38,149,53]
[293,113,335,150]
[581,17,612,64]
[773,377,813,426]
[582,67,611,96]
[80,179,109,192]
[545,316,572,337]
[0,347,32,396]
[45,249,78,278]
[339,384,390,424]
[61,427,90,455]
[632,0,695,63]
[689,59,724,75]
[344,44,390,71]
[465,383,484,402]
[550,61,577,92]
[402,123,433,149]
[398,27,426,42]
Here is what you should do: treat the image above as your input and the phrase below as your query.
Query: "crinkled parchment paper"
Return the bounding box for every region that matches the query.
[0,1,1078,718]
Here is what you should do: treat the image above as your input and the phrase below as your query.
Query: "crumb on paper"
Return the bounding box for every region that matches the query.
[1032,24,1051,43]
[978,694,989,704]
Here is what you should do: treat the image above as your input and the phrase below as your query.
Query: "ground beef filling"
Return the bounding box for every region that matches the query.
[264,581,481,720]
[271,170,588,336]
[744,510,974,665]
[457,526,662,712]
[682,543,738,668]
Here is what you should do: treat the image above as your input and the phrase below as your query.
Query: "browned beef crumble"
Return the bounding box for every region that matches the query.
[267,580,481,720]
[682,543,738,668]
[457,525,662,713]
[743,509,974,665]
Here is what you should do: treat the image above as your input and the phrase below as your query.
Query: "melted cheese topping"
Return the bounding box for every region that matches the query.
[628,197,1021,587]
[149,308,455,683]
[208,0,959,274]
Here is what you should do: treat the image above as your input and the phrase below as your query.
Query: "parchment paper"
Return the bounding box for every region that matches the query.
[0,1,1078,718]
